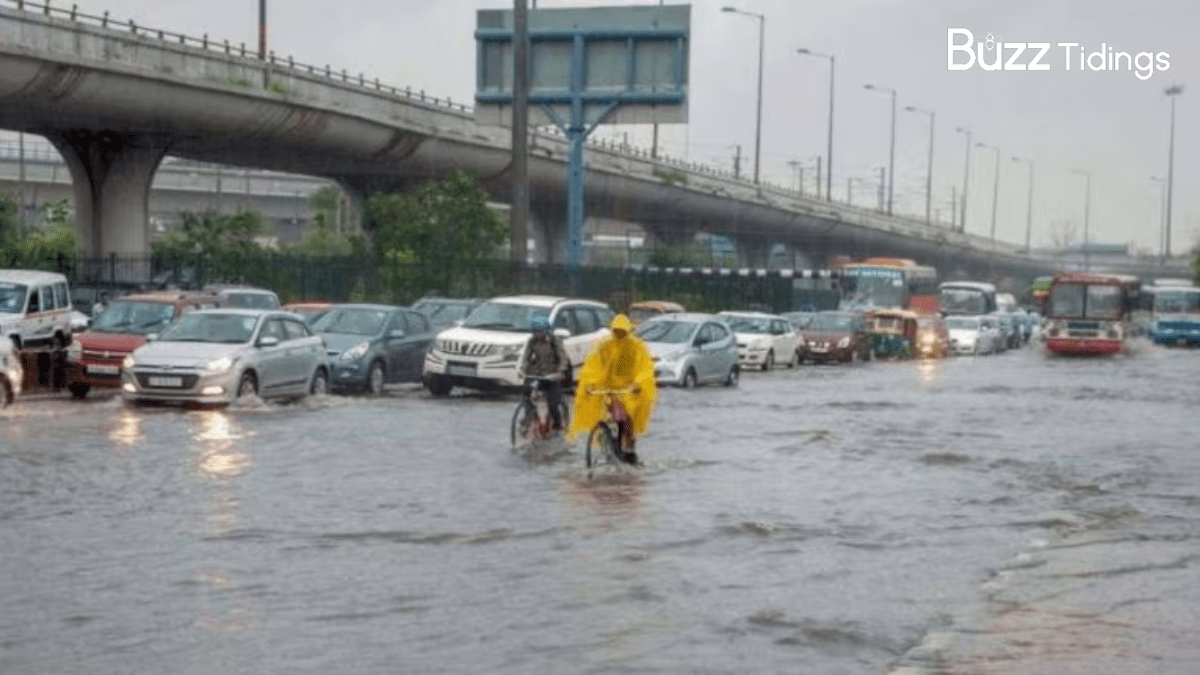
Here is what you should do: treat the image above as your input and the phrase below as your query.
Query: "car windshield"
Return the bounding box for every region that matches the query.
[223,292,278,309]
[421,302,474,326]
[939,288,990,315]
[725,316,770,333]
[159,313,259,343]
[463,302,548,332]
[811,314,854,331]
[628,307,663,324]
[783,313,814,328]
[91,301,177,335]
[945,317,979,329]
[312,308,389,336]
[0,282,27,313]
[292,309,329,325]
[635,320,697,344]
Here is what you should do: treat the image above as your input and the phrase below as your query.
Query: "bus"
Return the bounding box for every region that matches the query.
[838,258,938,315]
[938,281,997,316]
[1042,272,1142,355]
[1146,280,1200,347]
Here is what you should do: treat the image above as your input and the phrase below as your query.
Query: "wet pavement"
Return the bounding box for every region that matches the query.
[1,341,1198,674]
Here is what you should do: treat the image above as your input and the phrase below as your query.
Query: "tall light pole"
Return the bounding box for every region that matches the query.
[1164,84,1183,260]
[864,84,896,215]
[905,105,934,225]
[797,48,834,202]
[955,127,971,233]
[975,142,1000,246]
[258,0,267,60]
[1151,175,1167,264]
[1012,156,1034,252]
[722,7,765,185]
[1071,169,1092,272]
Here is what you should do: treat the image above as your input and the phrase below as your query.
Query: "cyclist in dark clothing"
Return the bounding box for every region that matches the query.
[521,316,570,431]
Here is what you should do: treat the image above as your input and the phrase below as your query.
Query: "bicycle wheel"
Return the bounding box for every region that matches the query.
[585,424,619,470]
[511,399,534,447]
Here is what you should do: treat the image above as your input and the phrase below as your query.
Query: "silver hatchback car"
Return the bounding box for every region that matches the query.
[635,313,740,388]
[122,309,330,406]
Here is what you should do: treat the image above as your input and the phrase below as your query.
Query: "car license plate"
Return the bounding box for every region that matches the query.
[811,346,828,353]
[447,363,476,377]
[149,376,183,388]
[88,365,120,376]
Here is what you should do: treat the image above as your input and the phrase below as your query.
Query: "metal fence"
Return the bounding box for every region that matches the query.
[10,253,846,314]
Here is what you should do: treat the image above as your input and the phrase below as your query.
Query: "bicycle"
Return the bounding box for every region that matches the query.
[511,376,570,447]
[584,385,641,472]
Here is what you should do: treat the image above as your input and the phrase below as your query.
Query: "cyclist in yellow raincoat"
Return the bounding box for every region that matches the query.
[568,314,658,463]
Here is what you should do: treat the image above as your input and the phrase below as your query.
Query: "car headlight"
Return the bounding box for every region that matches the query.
[495,343,524,362]
[202,355,235,374]
[837,337,851,348]
[122,354,137,369]
[67,340,82,362]
[339,341,370,361]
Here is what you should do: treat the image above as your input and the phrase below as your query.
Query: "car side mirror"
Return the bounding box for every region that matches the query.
[146,333,158,342]
[553,328,570,339]
[258,335,280,348]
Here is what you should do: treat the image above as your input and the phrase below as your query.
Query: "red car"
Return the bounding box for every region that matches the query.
[799,311,872,363]
[64,291,219,398]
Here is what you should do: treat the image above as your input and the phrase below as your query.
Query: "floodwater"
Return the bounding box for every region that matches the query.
[2,342,1198,674]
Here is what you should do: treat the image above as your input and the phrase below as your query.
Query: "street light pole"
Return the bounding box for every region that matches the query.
[1151,175,1167,265]
[258,0,267,60]
[797,49,834,201]
[722,7,766,186]
[905,105,934,225]
[1164,84,1184,260]
[976,143,1000,246]
[1012,156,1034,251]
[863,84,897,215]
[955,127,971,233]
[1071,169,1092,272]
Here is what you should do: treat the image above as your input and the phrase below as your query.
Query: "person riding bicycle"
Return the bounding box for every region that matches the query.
[568,314,658,464]
[521,316,570,432]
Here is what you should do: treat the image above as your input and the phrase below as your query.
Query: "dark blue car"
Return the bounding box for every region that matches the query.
[313,304,436,394]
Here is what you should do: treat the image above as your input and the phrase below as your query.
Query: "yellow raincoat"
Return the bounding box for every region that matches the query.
[568,314,659,441]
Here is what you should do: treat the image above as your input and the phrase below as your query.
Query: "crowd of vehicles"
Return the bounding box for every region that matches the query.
[3,258,1197,410]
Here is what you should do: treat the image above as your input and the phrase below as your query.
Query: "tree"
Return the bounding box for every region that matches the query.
[366,170,506,296]
[1047,219,1079,249]
[0,195,78,271]
[288,187,364,257]
[151,209,270,286]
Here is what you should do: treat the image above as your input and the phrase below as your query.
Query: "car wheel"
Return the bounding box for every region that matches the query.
[366,361,385,396]
[310,368,329,396]
[762,350,774,372]
[682,368,697,389]
[236,372,258,399]
[724,365,739,387]
[787,350,799,369]
[68,382,90,399]
[1,377,12,408]
[426,374,452,397]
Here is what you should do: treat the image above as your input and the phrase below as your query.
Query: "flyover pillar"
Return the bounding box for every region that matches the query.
[736,236,773,269]
[48,132,167,257]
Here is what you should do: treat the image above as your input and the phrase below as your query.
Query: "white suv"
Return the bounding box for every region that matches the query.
[422,295,613,396]
[0,270,74,352]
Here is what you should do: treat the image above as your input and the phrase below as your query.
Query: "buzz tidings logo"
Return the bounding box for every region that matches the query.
[948,30,1170,80]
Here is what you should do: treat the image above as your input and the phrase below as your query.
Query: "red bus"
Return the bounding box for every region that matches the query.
[1043,272,1141,355]
[838,258,939,315]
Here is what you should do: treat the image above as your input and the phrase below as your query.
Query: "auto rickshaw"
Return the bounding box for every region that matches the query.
[867,309,920,360]
[628,300,685,325]
[915,315,951,358]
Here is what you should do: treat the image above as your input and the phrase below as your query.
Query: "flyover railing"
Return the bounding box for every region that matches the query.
[3,0,985,251]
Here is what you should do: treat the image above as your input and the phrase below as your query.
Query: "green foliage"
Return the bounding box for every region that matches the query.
[655,169,688,186]
[265,81,289,95]
[0,195,78,271]
[646,245,708,268]
[228,77,252,88]
[288,212,364,257]
[151,209,270,285]
[366,170,506,296]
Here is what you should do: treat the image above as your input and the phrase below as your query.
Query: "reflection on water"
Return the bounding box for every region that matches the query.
[560,470,648,526]
[915,358,942,389]
[192,411,251,479]
[109,407,144,447]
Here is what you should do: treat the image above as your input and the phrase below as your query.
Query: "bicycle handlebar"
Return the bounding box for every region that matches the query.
[585,385,639,396]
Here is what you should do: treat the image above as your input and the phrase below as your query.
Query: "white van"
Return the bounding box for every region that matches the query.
[0,270,74,352]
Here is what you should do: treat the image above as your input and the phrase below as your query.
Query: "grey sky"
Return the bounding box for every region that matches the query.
[53,0,1199,253]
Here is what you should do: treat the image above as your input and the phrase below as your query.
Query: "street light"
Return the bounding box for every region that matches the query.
[722,7,766,186]
[1164,84,1184,259]
[905,105,935,225]
[1151,175,1167,263]
[975,142,1000,248]
[797,48,834,202]
[863,84,896,215]
[1071,168,1092,272]
[258,0,267,60]
[955,127,972,233]
[1012,155,1034,252]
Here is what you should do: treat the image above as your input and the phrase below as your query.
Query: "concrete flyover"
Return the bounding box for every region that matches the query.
[0,1,1168,285]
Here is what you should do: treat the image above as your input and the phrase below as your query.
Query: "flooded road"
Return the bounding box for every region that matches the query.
[2,343,1198,674]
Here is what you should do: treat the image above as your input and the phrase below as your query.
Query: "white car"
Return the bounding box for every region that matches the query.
[1,338,23,406]
[946,315,1001,355]
[422,295,613,395]
[0,270,74,352]
[718,311,802,371]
